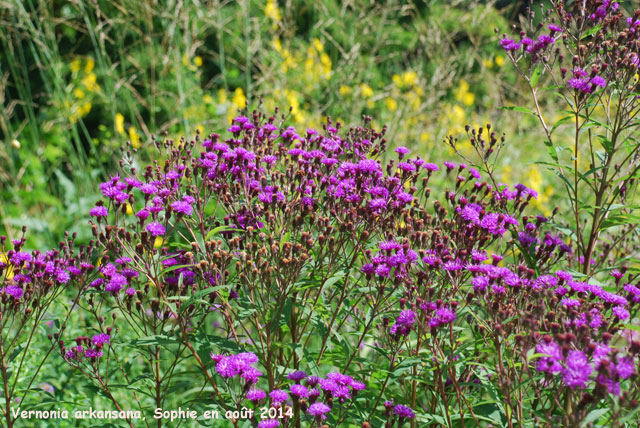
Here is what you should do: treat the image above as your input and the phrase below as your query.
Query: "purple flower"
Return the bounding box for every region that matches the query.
[146,222,166,237]
[287,370,307,382]
[269,389,289,403]
[612,306,630,320]
[535,340,563,373]
[4,286,24,300]
[616,357,635,380]
[258,420,280,428]
[90,206,108,217]
[92,333,110,346]
[396,310,416,327]
[562,350,592,389]
[591,76,607,88]
[106,274,127,294]
[290,384,309,398]
[140,183,158,195]
[561,298,581,308]
[307,402,331,420]
[85,348,104,358]
[170,200,193,216]
[395,146,410,157]
[246,388,266,402]
[500,37,520,52]
[548,24,562,32]
[393,404,415,419]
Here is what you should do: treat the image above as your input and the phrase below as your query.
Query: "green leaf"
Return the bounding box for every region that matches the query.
[204,225,236,241]
[530,65,543,87]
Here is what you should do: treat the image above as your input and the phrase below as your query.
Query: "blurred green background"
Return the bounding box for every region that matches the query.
[1,0,558,250]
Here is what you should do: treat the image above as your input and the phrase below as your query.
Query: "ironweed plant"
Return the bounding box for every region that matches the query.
[0,230,97,428]
[77,105,637,426]
[1,3,640,427]
[500,0,640,276]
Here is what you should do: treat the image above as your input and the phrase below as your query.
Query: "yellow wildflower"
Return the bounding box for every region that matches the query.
[115,113,125,135]
[360,83,374,98]
[73,88,85,99]
[495,55,505,67]
[80,101,92,115]
[194,56,203,67]
[70,58,81,73]
[483,58,494,68]
[313,38,324,52]
[273,38,283,53]
[0,253,14,280]
[385,97,398,112]
[84,57,95,73]
[126,203,134,215]
[339,85,351,96]
[203,94,213,104]
[232,87,247,109]
[154,236,163,248]
[265,0,281,23]
[401,70,418,87]
[129,126,141,148]
[462,92,475,107]
[81,73,100,92]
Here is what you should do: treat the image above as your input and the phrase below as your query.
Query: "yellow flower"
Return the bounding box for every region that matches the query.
[154,236,163,248]
[420,132,430,143]
[462,92,475,107]
[265,0,281,23]
[129,126,141,148]
[115,113,125,135]
[81,73,100,92]
[232,87,247,110]
[84,57,95,73]
[70,59,81,73]
[126,203,134,215]
[312,38,324,52]
[339,85,351,96]
[360,83,374,98]
[385,97,398,112]
[194,56,203,67]
[73,88,85,99]
[203,94,214,104]
[0,253,14,280]
[80,101,92,115]
[320,53,332,76]
[483,58,494,68]
[273,38,283,53]
[401,70,418,87]
[495,55,505,67]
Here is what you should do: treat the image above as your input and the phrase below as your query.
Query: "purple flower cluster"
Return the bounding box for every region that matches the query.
[211,352,262,384]
[567,68,607,94]
[535,337,635,394]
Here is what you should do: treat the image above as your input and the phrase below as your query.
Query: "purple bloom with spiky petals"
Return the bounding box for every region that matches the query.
[146,222,166,237]
[393,404,415,419]
[307,402,331,420]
